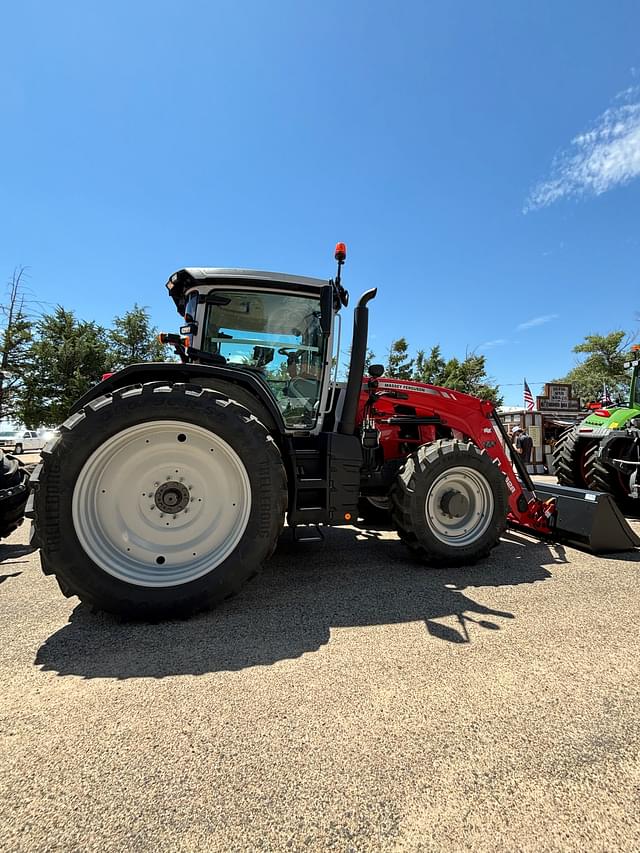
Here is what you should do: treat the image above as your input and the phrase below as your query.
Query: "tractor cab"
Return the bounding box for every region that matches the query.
[628,349,640,409]
[165,266,346,431]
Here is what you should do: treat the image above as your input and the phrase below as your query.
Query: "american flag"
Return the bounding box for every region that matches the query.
[523,379,535,412]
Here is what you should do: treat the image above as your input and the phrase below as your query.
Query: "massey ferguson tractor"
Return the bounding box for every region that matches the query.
[27,245,639,618]
[553,352,640,510]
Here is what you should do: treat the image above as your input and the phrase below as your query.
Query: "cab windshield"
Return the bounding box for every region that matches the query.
[202,289,326,428]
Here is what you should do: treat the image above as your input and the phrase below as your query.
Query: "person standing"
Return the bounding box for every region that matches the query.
[513,427,533,464]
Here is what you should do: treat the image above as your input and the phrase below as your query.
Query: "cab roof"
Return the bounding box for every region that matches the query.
[166,267,329,315]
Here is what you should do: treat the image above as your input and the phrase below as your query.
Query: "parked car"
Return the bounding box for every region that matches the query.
[0,428,46,454]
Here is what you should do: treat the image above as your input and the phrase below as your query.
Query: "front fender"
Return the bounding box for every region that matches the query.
[70,362,286,434]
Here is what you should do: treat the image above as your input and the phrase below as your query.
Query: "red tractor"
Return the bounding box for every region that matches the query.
[28,245,638,618]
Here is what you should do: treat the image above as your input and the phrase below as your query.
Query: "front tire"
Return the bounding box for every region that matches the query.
[29,382,287,618]
[552,428,592,488]
[391,440,508,567]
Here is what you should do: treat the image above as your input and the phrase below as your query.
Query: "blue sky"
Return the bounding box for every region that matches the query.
[2,1,639,406]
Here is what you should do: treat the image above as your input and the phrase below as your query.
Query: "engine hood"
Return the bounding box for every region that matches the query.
[582,405,640,429]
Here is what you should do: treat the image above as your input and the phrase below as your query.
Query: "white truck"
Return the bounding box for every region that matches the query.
[0,428,46,454]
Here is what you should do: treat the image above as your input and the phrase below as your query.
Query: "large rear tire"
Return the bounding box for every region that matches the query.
[552,428,592,488]
[391,440,508,567]
[28,382,287,619]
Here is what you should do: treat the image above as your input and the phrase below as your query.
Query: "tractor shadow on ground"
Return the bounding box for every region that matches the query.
[0,541,35,574]
[35,526,570,679]
[0,571,22,585]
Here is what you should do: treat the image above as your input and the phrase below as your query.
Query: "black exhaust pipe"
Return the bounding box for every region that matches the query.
[337,288,377,435]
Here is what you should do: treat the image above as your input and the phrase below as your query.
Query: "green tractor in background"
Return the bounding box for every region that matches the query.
[553,347,640,510]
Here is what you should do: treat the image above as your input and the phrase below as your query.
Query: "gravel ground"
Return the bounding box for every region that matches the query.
[1,511,639,852]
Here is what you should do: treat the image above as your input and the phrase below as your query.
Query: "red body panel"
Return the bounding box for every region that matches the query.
[355,377,553,535]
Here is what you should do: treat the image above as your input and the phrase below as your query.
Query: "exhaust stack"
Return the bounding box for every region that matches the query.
[338,288,377,435]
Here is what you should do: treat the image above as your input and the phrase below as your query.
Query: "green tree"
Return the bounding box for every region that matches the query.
[17,307,110,427]
[413,345,446,385]
[341,346,377,380]
[109,304,169,369]
[440,353,502,405]
[558,331,636,402]
[411,343,502,404]
[386,337,414,379]
[0,267,33,421]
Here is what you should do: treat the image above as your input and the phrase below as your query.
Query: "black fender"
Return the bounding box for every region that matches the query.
[597,428,640,473]
[70,363,287,435]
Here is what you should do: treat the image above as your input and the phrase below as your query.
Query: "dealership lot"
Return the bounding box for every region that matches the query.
[1,515,639,852]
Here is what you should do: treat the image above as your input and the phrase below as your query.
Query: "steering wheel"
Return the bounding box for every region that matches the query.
[277,347,305,361]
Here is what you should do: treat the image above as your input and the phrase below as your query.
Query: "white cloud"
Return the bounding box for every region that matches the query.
[479,338,508,349]
[516,314,559,331]
[525,87,640,211]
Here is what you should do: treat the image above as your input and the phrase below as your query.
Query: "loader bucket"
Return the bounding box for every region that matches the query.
[531,481,640,554]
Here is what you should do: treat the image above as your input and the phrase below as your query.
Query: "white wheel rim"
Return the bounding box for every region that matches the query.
[72,420,252,587]
[425,466,494,547]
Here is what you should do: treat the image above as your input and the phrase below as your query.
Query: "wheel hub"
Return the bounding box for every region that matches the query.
[425,466,495,547]
[439,489,468,518]
[154,481,190,514]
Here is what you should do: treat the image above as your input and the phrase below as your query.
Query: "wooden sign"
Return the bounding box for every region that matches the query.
[536,383,581,411]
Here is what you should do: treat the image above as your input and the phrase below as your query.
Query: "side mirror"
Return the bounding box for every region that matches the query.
[368,364,384,378]
[252,346,275,367]
[320,285,333,336]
